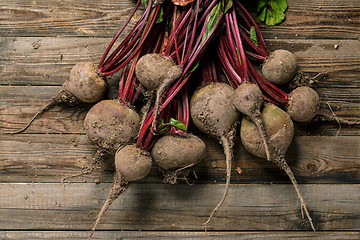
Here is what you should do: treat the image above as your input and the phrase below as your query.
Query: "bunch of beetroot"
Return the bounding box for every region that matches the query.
[9,0,359,237]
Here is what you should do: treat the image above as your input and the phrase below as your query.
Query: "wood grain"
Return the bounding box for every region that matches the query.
[0,0,139,37]
[0,231,359,240]
[0,134,359,184]
[0,183,358,231]
[0,0,359,39]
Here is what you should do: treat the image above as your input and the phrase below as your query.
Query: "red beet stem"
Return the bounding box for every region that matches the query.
[97,0,142,70]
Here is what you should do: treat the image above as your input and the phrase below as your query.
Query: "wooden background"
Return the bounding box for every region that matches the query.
[0,0,359,239]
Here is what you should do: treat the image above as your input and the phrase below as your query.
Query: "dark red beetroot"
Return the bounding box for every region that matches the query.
[262,49,298,85]
[84,100,140,153]
[89,144,152,238]
[151,133,206,183]
[150,85,205,183]
[233,2,298,85]
[61,99,141,183]
[241,103,315,231]
[135,53,183,133]
[190,82,240,228]
[135,53,182,91]
[287,86,360,125]
[10,62,106,134]
[233,82,271,161]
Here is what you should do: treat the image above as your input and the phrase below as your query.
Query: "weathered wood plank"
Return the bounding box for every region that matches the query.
[0,37,108,86]
[0,86,89,134]
[0,134,359,183]
[0,0,139,37]
[0,0,358,39]
[0,183,358,231]
[0,231,359,240]
[1,37,359,86]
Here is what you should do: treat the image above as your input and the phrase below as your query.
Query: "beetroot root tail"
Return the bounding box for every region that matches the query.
[276,156,316,231]
[61,150,106,184]
[318,109,360,126]
[8,99,57,134]
[8,88,79,134]
[204,134,234,231]
[88,172,128,239]
[252,115,271,162]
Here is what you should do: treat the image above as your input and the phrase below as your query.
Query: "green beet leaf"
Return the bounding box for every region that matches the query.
[256,0,288,26]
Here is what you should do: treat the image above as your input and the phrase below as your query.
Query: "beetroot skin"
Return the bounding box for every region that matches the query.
[151,134,206,170]
[262,50,298,85]
[84,99,140,153]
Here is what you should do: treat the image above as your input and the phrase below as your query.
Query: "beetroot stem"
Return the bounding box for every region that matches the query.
[197,0,218,28]
[229,10,249,80]
[183,0,201,65]
[217,39,243,87]
[210,57,219,82]
[245,50,267,61]
[104,2,152,64]
[235,0,269,57]
[97,0,141,69]
[171,6,182,64]
[181,26,190,63]
[182,87,190,130]
[165,8,192,57]
[100,3,157,75]
[224,16,242,74]
[118,68,126,103]
[121,51,141,102]
[221,29,243,78]
[239,29,268,58]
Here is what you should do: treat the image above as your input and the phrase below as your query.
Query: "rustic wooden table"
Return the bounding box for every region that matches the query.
[1,0,359,239]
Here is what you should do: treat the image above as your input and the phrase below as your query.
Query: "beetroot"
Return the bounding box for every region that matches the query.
[66,62,106,103]
[136,53,180,91]
[262,49,298,85]
[233,82,270,161]
[10,62,106,134]
[241,103,315,231]
[89,144,152,238]
[287,86,360,125]
[151,134,206,183]
[191,83,240,137]
[114,145,152,181]
[84,100,140,153]
[61,99,140,183]
[135,53,183,132]
[287,86,320,122]
[190,82,240,227]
